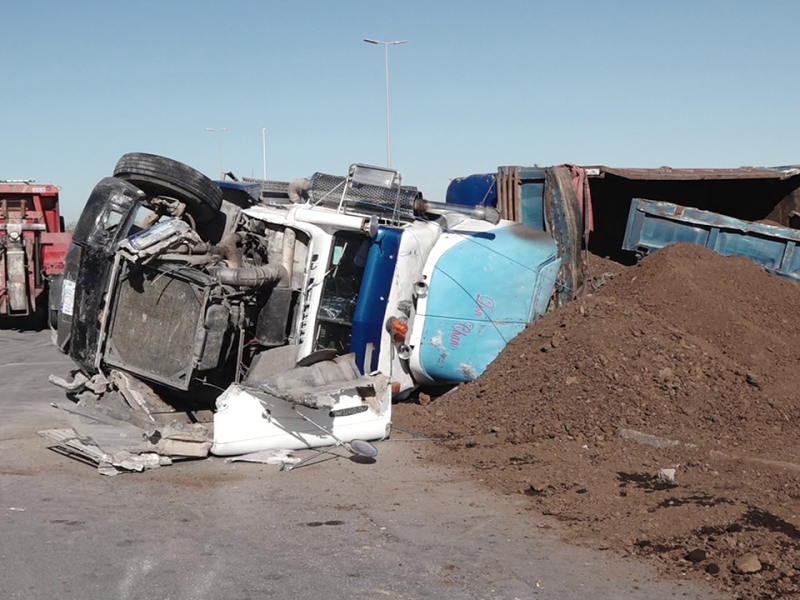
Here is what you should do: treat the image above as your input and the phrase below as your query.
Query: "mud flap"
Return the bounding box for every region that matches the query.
[6,246,28,313]
[48,273,63,330]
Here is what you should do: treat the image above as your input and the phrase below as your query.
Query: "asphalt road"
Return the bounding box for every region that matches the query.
[0,328,720,600]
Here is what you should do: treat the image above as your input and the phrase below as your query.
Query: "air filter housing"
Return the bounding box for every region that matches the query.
[308,172,419,218]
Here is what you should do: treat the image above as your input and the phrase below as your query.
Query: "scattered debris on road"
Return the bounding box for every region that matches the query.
[38,398,211,475]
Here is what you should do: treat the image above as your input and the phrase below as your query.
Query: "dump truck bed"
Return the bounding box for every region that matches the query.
[623,198,800,281]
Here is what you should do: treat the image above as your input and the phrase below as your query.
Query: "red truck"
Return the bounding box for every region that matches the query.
[0,181,71,326]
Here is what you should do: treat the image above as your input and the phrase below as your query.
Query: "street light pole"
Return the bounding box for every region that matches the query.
[205,127,231,178]
[364,38,407,169]
[262,127,267,180]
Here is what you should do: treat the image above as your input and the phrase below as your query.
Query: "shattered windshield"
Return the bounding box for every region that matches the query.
[315,232,371,354]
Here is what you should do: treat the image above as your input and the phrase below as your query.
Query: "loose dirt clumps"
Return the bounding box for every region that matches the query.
[395,243,800,599]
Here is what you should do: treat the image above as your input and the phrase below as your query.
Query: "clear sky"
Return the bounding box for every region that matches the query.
[3,1,799,222]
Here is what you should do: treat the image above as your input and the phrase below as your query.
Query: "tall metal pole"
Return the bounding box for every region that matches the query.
[383,43,392,168]
[205,127,231,178]
[364,39,407,169]
[262,127,267,180]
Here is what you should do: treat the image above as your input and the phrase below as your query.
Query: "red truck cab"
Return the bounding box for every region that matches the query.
[0,181,71,324]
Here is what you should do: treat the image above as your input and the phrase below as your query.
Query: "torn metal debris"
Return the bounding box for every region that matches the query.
[38,399,211,475]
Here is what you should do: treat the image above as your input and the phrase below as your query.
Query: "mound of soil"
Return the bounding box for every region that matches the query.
[395,244,800,599]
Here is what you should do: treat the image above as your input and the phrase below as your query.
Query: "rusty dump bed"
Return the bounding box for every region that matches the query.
[0,181,71,318]
[587,165,800,181]
[582,165,800,261]
[0,182,62,232]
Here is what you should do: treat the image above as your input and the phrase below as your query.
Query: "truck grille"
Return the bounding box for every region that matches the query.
[104,263,206,390]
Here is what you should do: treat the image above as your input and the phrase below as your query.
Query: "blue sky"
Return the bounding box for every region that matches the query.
[3,1,799,222]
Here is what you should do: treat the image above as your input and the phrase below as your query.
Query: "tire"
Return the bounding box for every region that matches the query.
[113,153,223,223]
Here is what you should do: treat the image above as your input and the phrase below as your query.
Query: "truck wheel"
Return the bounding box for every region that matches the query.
[113,153,223,223]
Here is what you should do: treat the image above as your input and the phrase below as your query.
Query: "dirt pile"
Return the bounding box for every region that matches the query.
[395,244,800,599]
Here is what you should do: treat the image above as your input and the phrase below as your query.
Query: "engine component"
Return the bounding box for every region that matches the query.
[208,264,288,287]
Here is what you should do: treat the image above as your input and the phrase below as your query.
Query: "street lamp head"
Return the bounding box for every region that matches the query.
[364,38,408,46]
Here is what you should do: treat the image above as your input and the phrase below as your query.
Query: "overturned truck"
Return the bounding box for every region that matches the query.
[48,154,583,471]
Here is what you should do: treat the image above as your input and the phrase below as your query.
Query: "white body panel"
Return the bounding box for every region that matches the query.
[378,220,442,394]
[211,383,392,456]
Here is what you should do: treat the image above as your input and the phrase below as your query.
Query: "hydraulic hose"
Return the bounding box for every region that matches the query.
[208,264,289,287]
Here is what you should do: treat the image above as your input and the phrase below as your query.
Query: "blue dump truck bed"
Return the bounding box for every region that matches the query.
[623,198,800,281]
